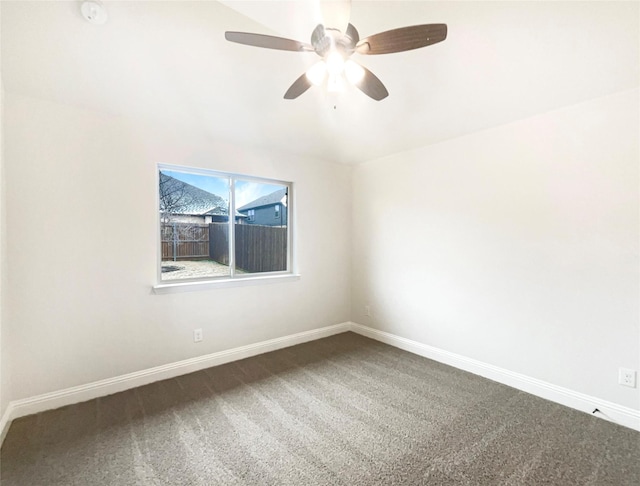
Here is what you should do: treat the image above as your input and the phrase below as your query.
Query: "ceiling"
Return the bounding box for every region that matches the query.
[1,1,638,165]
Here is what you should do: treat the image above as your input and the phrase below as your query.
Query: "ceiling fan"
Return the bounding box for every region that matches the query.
[224,1,447,101]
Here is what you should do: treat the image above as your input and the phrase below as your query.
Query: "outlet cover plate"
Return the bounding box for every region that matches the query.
[193,328,203,343]
[619,368,637,388]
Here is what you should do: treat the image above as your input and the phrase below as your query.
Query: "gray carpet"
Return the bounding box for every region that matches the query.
[1,332,639,485]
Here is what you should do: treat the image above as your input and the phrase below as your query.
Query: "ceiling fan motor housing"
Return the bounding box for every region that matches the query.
[311,24,359,58]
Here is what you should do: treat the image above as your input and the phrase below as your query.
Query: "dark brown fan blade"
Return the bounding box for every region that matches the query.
[225,32,313,52]
[345,23,359,47]
[284,73,312,99]
[355,65,388,101]
[356,24,447,55]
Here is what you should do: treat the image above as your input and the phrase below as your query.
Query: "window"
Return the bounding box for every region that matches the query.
[158,164,292,284]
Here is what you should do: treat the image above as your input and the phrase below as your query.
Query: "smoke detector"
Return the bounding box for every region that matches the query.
[81,1,108,25]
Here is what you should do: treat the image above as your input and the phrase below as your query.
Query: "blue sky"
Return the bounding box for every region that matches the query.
[162,169,284,207]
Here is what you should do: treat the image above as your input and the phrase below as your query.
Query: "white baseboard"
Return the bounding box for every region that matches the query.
[2,320,638,447]
[0,322,350,444]
[349,322,640,432]
[0,402,14,445]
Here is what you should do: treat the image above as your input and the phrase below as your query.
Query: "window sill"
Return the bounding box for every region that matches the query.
[153,273,301,294]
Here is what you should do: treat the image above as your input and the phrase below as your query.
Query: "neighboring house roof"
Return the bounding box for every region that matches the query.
[159,173,245,217]
[237,188,287,212]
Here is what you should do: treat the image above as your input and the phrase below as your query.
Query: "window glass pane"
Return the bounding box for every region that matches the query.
[235,180,288,273]
[159,169,230,281]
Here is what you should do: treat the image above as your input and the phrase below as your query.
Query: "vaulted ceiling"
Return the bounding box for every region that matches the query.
[2,1,638,164]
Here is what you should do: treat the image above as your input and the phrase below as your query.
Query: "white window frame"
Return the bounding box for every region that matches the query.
[154,164,298,293]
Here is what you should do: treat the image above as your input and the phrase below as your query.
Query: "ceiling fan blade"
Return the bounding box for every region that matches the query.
[356,24,447,55]
[284,73,313,99]
[354,65,388,101]
[225,32,313,52]
[345,23,359,46]
[319,0,351,33]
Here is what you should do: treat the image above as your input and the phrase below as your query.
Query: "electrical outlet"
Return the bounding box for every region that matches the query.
[618,368,637,388]
[364,305,371,317]
[193,328,203,343]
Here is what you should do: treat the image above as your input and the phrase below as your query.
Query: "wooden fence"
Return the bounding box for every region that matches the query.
[235,223,287,273]
[161,223,209,260]
[208,223,229,265]
[209,223,287,273]
[163,222,287,273]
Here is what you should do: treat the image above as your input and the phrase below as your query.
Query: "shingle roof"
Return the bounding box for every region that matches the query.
[237,188,288,212]
[159,173,228,216]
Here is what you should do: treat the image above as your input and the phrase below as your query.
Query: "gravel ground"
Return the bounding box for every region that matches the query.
[161,260,245,280]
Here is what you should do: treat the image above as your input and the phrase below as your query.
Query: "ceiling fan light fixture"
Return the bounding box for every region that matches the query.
[327,73,345,93]
[325,51,345,76]
[306,61,327,86]
[344,60,365,84]
[224,1,448,101]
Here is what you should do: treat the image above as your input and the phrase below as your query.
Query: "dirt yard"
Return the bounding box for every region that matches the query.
[161,260,245,280]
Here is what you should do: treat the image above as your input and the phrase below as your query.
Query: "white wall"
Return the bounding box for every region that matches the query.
[3,92,352,401]
[0,76,8,418]
[352,89,640,410]
[4,85,639,415]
